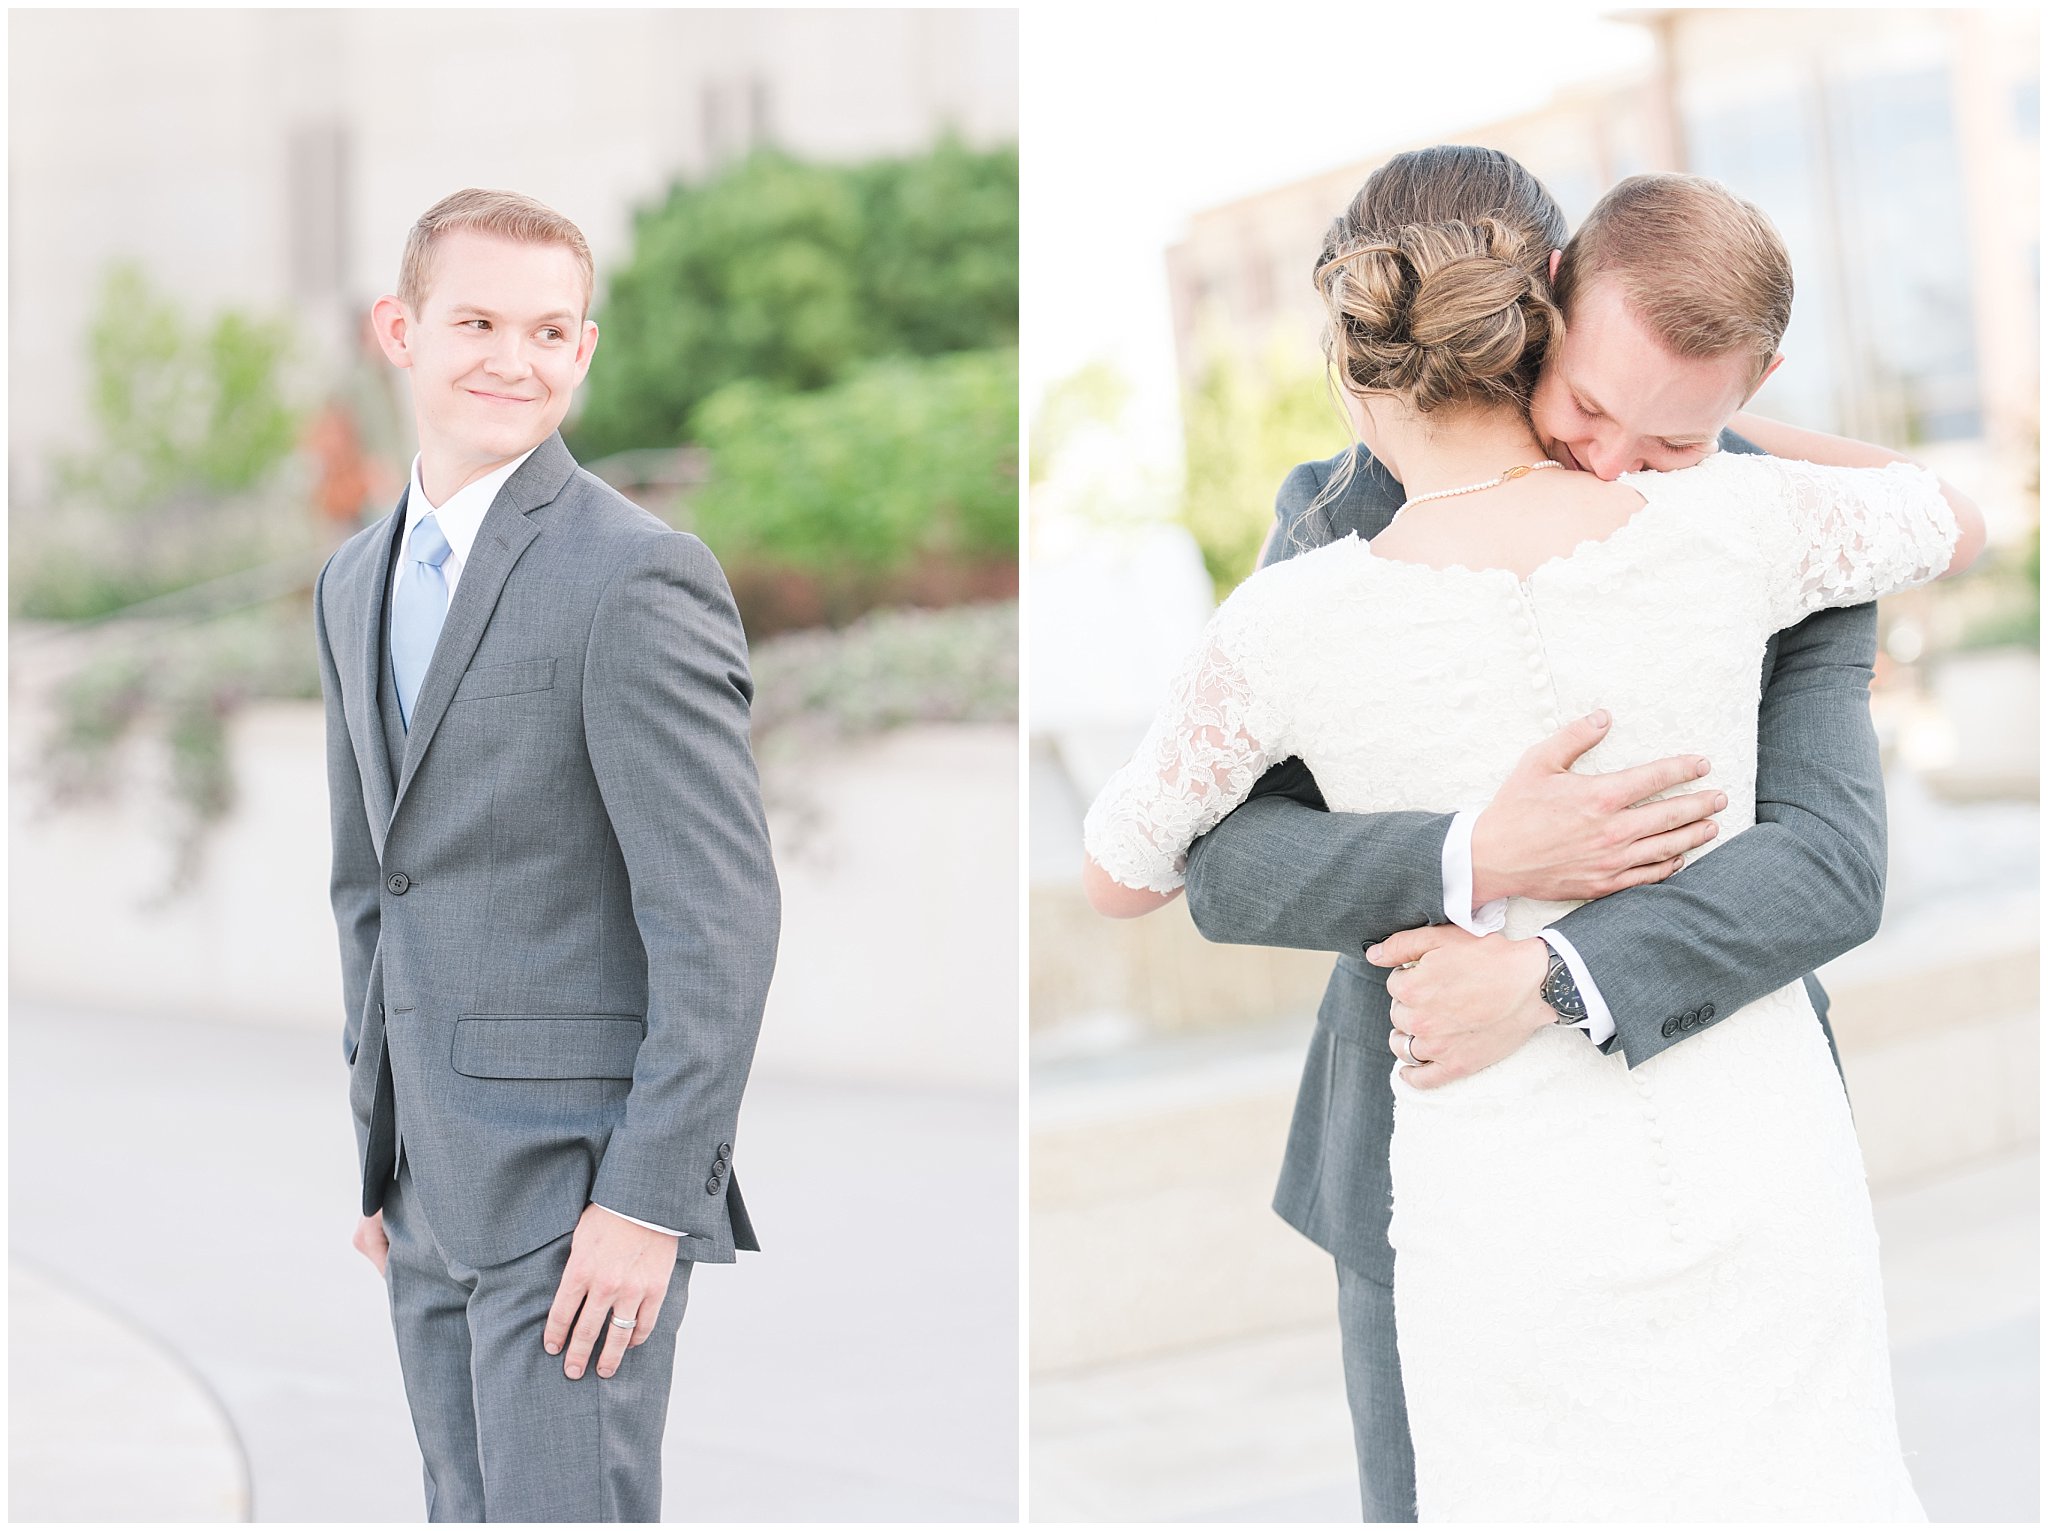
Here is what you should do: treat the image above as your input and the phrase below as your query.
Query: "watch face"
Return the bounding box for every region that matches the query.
[1543,958,1587,1021]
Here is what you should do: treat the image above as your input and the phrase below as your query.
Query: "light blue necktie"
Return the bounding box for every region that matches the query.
[390,513,452,730]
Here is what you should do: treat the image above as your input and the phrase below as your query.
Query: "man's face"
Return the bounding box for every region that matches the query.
[377,229,597,468]
[1529,275,1777,481]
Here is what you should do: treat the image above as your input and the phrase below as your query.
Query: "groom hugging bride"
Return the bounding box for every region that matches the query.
[1083,146,1983,1520]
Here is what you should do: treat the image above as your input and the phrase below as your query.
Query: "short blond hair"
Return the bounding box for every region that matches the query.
[397,188,594,318]
[1554,173,1792,384]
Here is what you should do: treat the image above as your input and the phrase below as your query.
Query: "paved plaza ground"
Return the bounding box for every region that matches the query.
[9,1001,1020,1522]
[1030,1147,2039,1521]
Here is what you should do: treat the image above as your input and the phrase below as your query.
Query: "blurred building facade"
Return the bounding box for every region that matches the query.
[1164,7,2038,468]
[8,6,1019,503]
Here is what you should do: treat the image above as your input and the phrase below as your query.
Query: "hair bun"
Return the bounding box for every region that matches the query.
[1317,203,1560,415]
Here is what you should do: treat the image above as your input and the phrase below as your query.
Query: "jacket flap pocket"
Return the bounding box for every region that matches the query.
[453,657,555,703]
[453,1014,645,1079]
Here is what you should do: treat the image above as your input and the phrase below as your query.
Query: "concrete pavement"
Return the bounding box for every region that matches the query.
[9,1000,1019,1522]
[1030,1147,2039,1522]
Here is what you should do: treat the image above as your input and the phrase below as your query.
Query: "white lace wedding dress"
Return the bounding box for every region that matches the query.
[1085,451,1957,1521]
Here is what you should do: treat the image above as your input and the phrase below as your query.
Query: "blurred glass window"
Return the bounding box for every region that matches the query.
[1827,66,1980,444]
[1688,92,1838,432]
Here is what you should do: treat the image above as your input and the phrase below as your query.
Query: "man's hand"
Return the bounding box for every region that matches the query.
[543,1204,680,1381]
[1366,926,1554,1089]
[1469,711,1726,904]
[353,1210,389,1276]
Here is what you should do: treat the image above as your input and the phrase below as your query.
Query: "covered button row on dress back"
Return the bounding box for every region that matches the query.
[1507,583,1561,724]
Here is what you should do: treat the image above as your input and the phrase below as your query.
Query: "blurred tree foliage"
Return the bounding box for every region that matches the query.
[19,264,309,621]
[570,138,1018,459]
[689,348,1017,571]
[1954,520,2039,651]
[1029,361,1130,486]
[1180,335,1348,597]
[39,598,320,897]
[56,262,300,516]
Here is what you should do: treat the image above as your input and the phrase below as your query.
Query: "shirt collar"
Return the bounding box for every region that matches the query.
[403,445,541,570]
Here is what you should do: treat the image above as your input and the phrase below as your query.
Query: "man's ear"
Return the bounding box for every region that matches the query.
[574,318,600,383]
[1743,351,1785,403]
[1548,249,1562,284]
[369,295,415,370]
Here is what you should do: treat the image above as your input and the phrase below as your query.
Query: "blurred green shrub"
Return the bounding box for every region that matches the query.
[56,262,300,515]
[689,348,1017,572]
[1180,336,1348,597]
[39,597,320,895]
[1953,521,2039,651]
[570,139,1017,459]
[17,264,308,621]
[747,600,1017,766]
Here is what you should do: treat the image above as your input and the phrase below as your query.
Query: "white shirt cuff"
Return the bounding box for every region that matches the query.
[1535,929,1617,1047]
[592,1201,689,1239]
[1442,808,1508,935]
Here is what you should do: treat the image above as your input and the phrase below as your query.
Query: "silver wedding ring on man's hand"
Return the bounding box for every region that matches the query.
[610,1313,638,1330]
[1392,1029,1427,1068]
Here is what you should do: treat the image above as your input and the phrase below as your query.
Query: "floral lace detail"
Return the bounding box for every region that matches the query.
[1080,575,1287,894]
[1082,451,1945,1519]
[1699,452,1957,630]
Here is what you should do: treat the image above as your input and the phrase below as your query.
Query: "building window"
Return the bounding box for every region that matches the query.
[1826,66,1981,443]
[1687,92,1839,432]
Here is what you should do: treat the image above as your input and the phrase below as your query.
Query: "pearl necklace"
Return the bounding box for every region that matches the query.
[1397,460,1563,514]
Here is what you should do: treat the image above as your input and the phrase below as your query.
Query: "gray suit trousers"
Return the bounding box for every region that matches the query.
[1335,1262,1417,1524]
[382,1156,693,1522]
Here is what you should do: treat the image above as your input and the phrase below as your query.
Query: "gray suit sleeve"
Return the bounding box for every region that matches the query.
[314,555,383,1072]
[583,532,781,1235]
[1183,454,1458,955]
[1553,600,1884,1064]
[1548,425,1882,1063]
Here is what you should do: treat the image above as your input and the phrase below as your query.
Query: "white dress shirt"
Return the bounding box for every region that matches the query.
[393,450,691,1243]
[1439,808,1618,1046]
[390,447,539,611]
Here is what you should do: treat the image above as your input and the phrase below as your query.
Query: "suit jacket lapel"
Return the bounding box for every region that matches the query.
[352,495,408,852]
[390,433,578,818]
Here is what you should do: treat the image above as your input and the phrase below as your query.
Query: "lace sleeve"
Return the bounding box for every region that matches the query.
[1082,600,1283,896]
[1741,456,1958,630]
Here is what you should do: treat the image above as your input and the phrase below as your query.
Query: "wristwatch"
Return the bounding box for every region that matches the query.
[1541,949,1589,1025]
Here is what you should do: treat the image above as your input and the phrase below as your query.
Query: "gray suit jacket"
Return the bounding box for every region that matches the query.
[1182,436,1885,1283]
[313,431,780,1270]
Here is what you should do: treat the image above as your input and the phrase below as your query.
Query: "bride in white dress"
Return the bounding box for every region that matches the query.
[1081,157,1982,1520]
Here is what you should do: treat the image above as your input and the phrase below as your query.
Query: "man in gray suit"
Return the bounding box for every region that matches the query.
[1181,173,1905,1520]
[314,189,778,1521]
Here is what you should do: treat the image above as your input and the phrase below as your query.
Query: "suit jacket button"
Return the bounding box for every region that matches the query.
[386,873,410,895]
[705,1176,722,1194]
[718,1142,732,1156]
[1660,1019,1678,1038]
[1701,1003,1716,1019]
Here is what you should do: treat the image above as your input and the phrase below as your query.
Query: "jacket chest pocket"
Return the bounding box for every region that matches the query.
[452,657,556,704]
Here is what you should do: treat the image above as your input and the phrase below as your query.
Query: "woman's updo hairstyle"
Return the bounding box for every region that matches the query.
[1315,146,1567,416]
